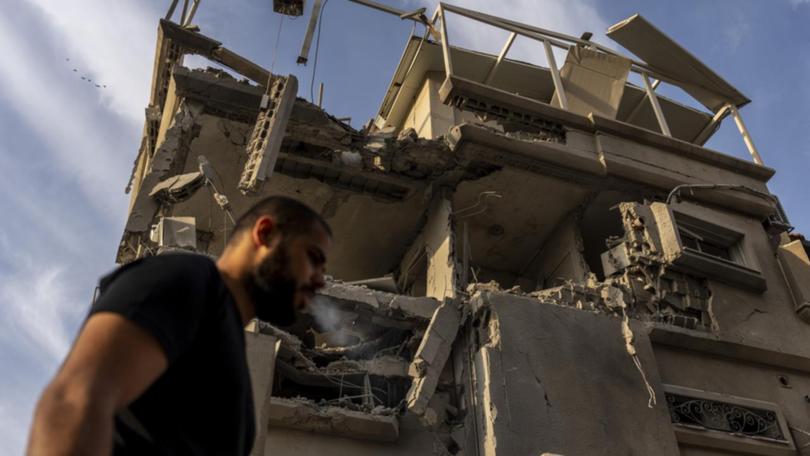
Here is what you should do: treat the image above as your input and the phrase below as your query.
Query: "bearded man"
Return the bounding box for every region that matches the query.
[27,196,332,455]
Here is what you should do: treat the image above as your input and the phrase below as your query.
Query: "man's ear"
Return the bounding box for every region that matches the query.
[251,216,277,248]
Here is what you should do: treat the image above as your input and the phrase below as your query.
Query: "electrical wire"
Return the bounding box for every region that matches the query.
[309,0,329,103]
[665,183,777,205]
[270,14,285,74]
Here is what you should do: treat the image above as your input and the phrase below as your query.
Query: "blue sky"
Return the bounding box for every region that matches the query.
[0,0,807,453]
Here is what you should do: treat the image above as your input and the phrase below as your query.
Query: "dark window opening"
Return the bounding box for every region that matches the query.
[678,229,732,261]
[674,211,744,265]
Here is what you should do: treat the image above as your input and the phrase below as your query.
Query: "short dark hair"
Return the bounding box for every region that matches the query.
[230,196,332,243]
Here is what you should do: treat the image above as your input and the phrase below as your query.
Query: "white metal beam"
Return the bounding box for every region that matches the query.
[543,38,568,110]
[438,2,682,89]
[642,72,671,137]
[184,0,201,25]
[692,104,730,145]
[179,0,190,25]
[728,104,764,165]
[438,6,453,77]
[484,32,516,85]
[165,0,179,20]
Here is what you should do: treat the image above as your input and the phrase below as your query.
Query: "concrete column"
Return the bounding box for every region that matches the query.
[244,322,280,456]
[424,189,457,300]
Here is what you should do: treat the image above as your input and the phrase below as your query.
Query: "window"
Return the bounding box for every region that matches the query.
[674,211,744,265]
[664,384,796,456]
[652,205,767,293]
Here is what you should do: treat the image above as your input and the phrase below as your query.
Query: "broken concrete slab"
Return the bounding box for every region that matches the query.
[406,299,461,415]
[267,397,399,442]
[468,291,679,456]
[318,281,439,321]
[324,355,410,378]
[149,171,204,204]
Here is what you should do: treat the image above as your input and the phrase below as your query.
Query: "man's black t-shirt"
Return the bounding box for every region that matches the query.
[90,253,255,455]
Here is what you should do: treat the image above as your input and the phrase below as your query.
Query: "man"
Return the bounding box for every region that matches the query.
[27,196,332,455]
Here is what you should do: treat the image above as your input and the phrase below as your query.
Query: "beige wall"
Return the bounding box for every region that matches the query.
[654,344,810,454]
[669,200,809,360]
[401,72,499,140]
[533,215,590,289]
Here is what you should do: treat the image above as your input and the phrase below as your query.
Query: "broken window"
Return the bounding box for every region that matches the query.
[674,211,743,265]
[666,209,765,293]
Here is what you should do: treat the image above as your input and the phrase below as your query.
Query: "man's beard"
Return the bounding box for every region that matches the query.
[244,242,299,326]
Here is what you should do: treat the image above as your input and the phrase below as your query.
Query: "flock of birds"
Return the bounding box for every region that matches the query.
[66,57,108,89]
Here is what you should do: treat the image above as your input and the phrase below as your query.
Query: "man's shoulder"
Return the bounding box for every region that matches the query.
[140,252,217,271]
[100,253,218,291]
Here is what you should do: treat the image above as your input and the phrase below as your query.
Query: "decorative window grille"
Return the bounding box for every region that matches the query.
[663,384,796,456]
[666,392,786,442]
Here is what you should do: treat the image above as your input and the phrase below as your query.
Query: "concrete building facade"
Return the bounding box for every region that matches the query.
[119,2,810,455]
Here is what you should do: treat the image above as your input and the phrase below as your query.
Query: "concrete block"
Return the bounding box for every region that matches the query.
[267,397,399,442]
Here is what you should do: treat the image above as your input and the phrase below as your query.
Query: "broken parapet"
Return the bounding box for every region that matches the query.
[118,100,204,263]
[126,100,204,233]
[267,397,399,442]
[406,299,461,416]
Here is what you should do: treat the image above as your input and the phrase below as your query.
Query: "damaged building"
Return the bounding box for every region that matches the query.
[119,1,810,455]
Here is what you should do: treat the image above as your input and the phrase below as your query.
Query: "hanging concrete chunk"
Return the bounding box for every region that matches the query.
[778,240,810,323]
[556,44,631,119]
[238,75,298,195]
[405,299,461,415]
[149,171,204,204]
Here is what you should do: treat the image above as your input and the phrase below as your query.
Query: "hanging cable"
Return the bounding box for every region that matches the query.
[310,0,329,103]
[269,14,285,75]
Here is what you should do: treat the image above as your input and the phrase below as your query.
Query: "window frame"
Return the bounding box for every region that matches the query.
[663,384,796,456]
[650,203,766,293]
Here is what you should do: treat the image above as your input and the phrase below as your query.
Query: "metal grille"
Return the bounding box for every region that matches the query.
[666,392,787,442]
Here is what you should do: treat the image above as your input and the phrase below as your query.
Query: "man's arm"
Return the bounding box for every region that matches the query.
[27,312,168,455]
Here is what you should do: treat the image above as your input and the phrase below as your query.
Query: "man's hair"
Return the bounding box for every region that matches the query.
[230,196,332,243]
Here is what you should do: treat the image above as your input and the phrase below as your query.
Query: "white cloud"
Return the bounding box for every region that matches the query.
[22,0,160,126]
[0,256,85,365]
[723,9,750,50]
[0,4,146,218]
